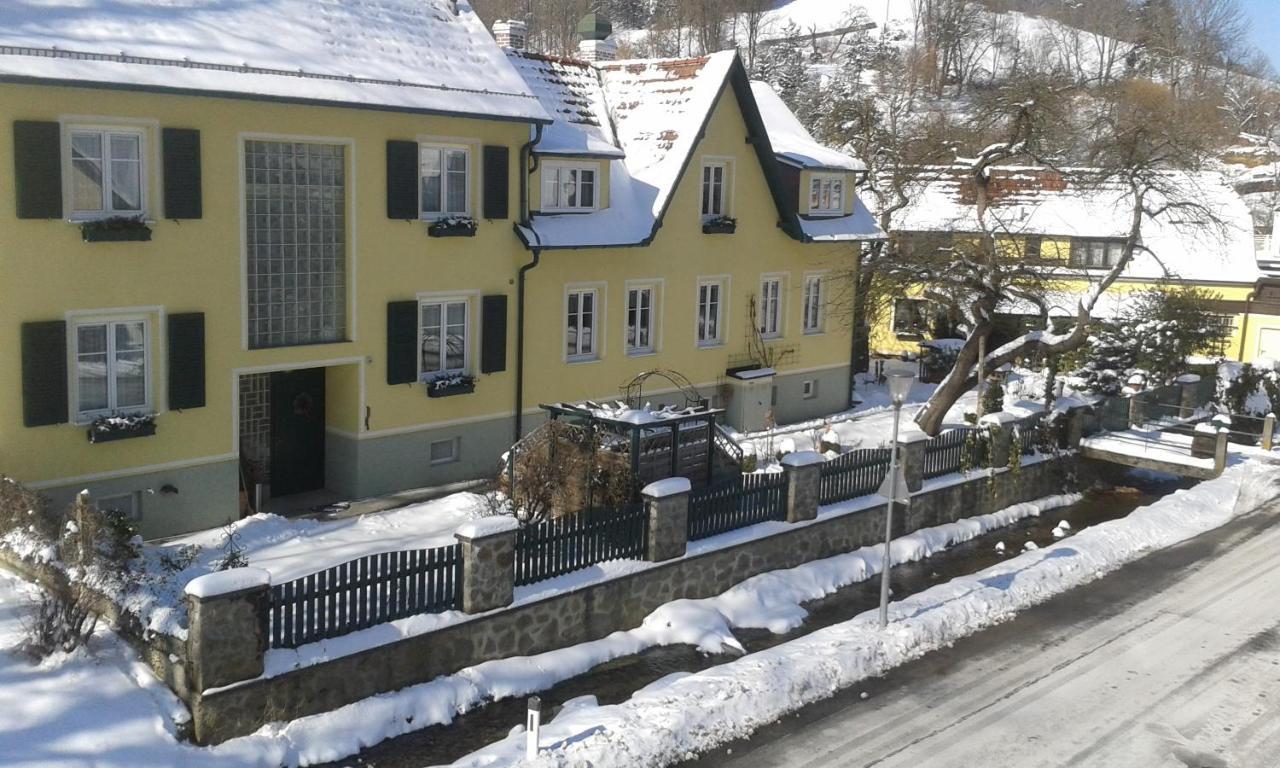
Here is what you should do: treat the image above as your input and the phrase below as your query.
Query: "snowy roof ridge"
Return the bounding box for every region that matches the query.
[505,49,622,157]
[0,0,550,122]
[749,81,865,172]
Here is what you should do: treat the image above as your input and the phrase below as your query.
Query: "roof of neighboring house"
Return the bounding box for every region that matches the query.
[508,48,882,249]
[890,166,1260,285]
[0,0,549,123]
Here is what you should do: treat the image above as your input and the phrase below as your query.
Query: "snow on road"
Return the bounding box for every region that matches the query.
[447,459,1280,767]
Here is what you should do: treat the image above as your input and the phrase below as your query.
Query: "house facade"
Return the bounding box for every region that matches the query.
[873,167,1280,365]
[0,2,879,539]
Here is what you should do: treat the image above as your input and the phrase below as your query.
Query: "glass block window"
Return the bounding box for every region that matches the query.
[245,140,347,349]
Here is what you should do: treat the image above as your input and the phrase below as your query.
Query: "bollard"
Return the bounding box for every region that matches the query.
[526,696,542,759]
[1264,414,1276,452]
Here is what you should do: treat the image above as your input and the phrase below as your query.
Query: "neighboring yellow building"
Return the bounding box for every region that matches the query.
[873,166,1277,366]
[0,4,880,538]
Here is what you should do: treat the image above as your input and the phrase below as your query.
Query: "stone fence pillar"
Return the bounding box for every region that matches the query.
[899,430,930,493]
[1064,405,1091,448]
[184,568,271,693]
[455,518,519,614]
[781,451,824,523]
[642,477,690,562]
[979,413,1018,468]
[1128,392,1148,428]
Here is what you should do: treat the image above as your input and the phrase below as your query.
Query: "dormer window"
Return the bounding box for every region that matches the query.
[542,162,597,211]
[809,173,844,216]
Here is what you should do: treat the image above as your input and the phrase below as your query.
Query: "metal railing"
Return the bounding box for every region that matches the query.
[687,472,788,541]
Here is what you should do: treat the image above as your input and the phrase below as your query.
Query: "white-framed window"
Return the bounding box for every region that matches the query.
[96,492,140,522]
[758,277,783,339]
[626,284,656,354]
[68,126,146,219]
[72,317,151,421]
[696,278,725,347]
[429,437,460,465]
[802,275,824,334]
[802,380,818,400]
[542,162,598,211]
[809,173,845,216]
[1070,239,1125,269]
[420,144,470,218]
[893,298,929,335]
[420,298,469,377]
[701,161,729,218]
[566,288,599,360]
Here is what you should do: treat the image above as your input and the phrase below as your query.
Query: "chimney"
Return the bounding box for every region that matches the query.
[577,12,615,62]
[493,19,527,51]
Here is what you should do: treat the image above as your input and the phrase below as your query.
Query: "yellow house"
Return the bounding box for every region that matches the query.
[0,4,881,538]
[873,166,1278,366]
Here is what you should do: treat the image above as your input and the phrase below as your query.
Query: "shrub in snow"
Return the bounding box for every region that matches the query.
[980,378,1005,415]
[19,581,101,660]
[0,476,60,544]
[1218,362,1276,417]
[499,420,634,524]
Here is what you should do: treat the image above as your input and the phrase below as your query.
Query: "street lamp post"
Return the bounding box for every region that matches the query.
[879,372,915,628]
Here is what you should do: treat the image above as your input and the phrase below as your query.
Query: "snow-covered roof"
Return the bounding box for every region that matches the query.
[750,81,865,172]
[891,167,1259,284]
[506,51,622,157]
[0,0,549,123]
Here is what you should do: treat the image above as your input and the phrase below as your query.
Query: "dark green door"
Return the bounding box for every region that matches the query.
[270,368,326,497]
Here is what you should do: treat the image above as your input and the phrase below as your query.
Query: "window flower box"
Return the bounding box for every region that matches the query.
[702,216,737,235]
[424,373,476,398]
[81,216,152,243]
[88,414,156,444]
[427,217,478,238]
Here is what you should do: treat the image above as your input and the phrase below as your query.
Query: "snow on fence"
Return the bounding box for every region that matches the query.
[819,448,893,505]
[268,543,463,649]
[687,472,789,541]
[514,502,650,587]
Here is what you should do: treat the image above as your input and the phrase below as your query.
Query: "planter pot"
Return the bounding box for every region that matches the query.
[88,421,157,443]
[82,223,153,242]
[426,380,476,398]
[427,221,478,238]
[701,220,737,235]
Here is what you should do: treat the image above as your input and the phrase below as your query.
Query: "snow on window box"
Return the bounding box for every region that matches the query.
[701,215,737,235]
[424,372,475,398]
[88,413,156,443]
[80,215,152,243]
[427,216,478,238]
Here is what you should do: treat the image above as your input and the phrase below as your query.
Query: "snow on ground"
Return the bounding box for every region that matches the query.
[447,458,1280,768]
[123,492,489,640]
[1080,428,1216,470]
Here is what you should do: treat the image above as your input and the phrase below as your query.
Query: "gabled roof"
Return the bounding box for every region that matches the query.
[750,81,865,172]
[0,0,549,123]
[891,166,1259,284]
[508,49,882,249]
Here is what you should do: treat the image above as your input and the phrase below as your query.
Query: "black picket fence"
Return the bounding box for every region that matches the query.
[922,427,989,479]
[267,543,463,650]
[819,447,893,505]
[687,471,789,541]
[514,502,649,587]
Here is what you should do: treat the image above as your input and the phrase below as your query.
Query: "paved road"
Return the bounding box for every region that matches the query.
[690,501,1280,768]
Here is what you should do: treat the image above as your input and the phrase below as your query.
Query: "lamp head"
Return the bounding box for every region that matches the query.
[887,372,915,406]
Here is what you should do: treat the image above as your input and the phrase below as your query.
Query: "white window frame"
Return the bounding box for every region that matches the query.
[565,285,603,362]
[417,296,471,379]
[700,158,732,219]
[758,275,785,340]
[64,124,148,220]
[429,437,461,466]
[542,161,600,212]
[696,276,728,348]
[69,314,153,423]
[802,380,817,400]
[419,143,471,219]
[802,273,825,334]
[808,173,845,217]
[625,281,659,355]
[96,492,141,522]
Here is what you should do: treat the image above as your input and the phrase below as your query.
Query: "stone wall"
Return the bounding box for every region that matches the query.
[191,453,1082,744]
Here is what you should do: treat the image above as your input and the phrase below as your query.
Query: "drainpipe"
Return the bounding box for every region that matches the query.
[514,125,545,444]
[1238,288,1256,362]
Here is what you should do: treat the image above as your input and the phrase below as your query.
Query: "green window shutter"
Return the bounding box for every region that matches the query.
[14,121,62,219]
[482,145,510,220]
[480,294,508,374]
[386,301,418,385]
[162,128,203,219]
[167,313,206,410]
[21,320,68,427]
[386,140,419,220]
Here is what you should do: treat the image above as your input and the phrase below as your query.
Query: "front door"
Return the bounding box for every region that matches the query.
[270,368,326,497]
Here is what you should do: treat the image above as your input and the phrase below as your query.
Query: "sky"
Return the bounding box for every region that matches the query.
[1241,0,1280,74]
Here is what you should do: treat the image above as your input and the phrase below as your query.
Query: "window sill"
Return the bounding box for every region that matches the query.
[627,349,657,358]
[566,356,601,365]
[696,341,725,350]
[803,329,825,337]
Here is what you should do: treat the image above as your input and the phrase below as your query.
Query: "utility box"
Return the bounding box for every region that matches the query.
[724,367,775,432]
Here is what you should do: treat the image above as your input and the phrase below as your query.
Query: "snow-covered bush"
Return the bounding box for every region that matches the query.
[1218,362,1276,416]
[0,476,60,545]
